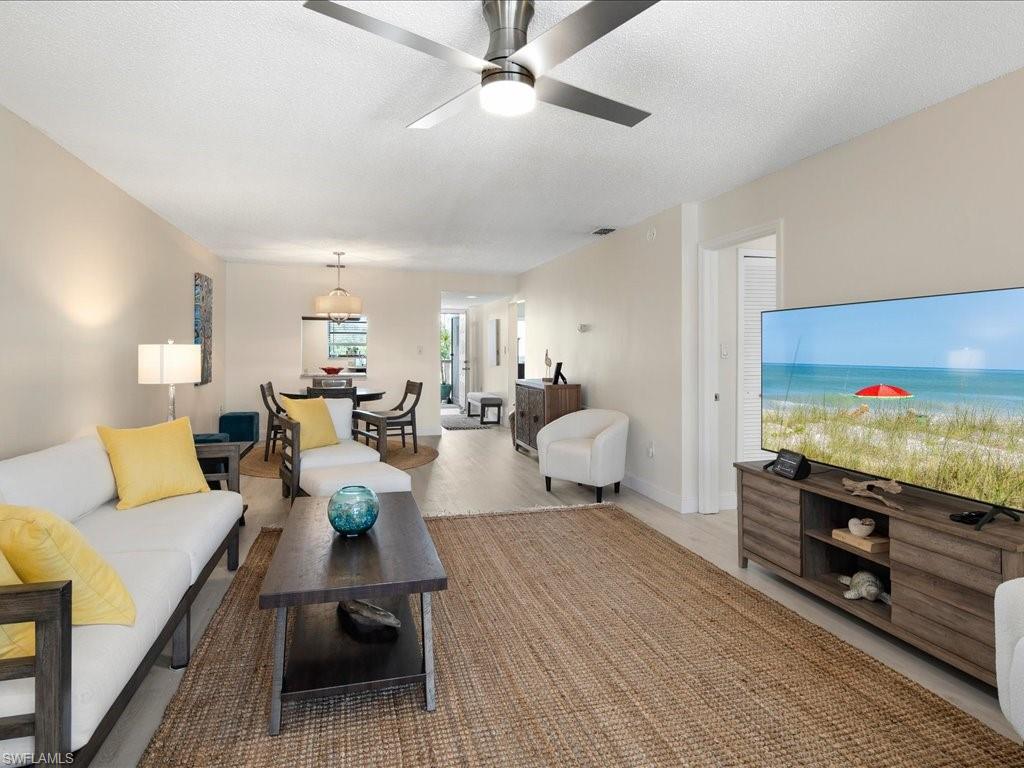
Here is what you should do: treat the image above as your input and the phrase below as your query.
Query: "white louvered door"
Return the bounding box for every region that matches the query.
[737,250,777,462]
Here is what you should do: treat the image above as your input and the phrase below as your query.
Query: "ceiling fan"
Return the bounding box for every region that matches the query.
[303,0,659,128]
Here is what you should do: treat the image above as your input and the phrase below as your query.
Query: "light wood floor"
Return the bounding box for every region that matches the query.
[93,425,1018,766]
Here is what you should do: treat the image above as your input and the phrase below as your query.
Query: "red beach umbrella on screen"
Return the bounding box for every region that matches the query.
[854,384,913,399]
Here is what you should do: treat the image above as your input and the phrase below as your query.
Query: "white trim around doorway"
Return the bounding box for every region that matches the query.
[696,220,783,515]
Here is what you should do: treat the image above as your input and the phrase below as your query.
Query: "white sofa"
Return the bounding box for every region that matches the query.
[282,398,411,502]
[996,577,1024,738]
[0,435,242,764]
[537,409,629,503]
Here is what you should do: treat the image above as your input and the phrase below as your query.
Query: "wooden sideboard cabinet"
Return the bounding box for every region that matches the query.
[735,460,1024,686]
[514,379,582,452]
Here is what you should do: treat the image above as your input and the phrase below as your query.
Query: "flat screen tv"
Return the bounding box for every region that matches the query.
[761,286,1024,513]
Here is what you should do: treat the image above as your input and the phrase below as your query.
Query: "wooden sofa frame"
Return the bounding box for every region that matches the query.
[0,444,244,766]
[278,410,388,505]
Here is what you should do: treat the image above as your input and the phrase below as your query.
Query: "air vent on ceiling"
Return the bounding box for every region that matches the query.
[592,227,616,236]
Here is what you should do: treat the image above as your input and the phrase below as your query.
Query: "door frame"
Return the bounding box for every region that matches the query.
[697,220,783,515]
[735,247,778,471]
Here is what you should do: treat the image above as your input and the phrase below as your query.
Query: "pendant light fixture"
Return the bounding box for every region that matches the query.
[315,251,363,322]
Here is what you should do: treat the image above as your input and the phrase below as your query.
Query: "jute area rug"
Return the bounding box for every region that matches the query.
[141,506,1023,767]
[240,438,437,478]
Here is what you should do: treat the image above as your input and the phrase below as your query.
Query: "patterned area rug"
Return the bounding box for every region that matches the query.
[441,413,491,430]
[141,507,1023,767]
[240,438,437,478]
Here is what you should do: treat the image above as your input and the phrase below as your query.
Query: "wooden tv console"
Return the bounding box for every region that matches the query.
[735,461,1024,686]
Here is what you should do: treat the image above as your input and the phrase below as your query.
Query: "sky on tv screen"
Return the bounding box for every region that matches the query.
[763,288,1024,371]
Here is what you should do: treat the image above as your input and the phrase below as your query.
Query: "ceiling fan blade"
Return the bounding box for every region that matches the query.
[508,1,659,79]
[407,83,481,130]
[303,1,500,75]
[535,77,650,127]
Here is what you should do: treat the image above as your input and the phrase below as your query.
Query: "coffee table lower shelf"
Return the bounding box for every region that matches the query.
[282,597,425,702]
[268,591,435,735]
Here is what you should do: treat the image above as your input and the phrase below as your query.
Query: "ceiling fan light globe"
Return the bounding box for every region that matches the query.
[480,79,536,117]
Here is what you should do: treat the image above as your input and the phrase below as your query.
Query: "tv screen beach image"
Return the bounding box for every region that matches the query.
[762,288,1024,512]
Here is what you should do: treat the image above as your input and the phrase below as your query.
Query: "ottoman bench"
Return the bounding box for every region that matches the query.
[467,392,504,425]
[300,461,412,497]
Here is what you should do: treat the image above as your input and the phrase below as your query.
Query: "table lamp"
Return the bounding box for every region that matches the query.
[138,340,202,421]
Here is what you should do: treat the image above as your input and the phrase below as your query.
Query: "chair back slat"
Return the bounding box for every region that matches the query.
[307,386,357,405]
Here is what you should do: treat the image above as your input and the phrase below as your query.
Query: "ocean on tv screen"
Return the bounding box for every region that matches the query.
[761,288,1024,511]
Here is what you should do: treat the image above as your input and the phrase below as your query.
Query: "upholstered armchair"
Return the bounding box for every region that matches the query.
[537,409,628,502]
[996,577,1024,738]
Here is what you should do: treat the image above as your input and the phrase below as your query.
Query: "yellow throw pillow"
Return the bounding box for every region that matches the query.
[97,417,209,510]
[280,397,339,452]
[0,505,135,626]
[0,548,34,659]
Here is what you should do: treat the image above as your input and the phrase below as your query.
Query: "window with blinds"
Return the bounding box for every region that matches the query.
[327,317,368,365]
[737,252,777,462]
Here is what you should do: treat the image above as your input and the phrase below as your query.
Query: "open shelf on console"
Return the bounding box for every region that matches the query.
[805,571,891,623]
[804,528,891,568]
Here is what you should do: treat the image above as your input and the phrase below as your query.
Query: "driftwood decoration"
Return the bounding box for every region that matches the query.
[841,477,905,511]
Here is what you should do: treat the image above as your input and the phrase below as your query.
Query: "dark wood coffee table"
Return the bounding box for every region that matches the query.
[258,492,447,735]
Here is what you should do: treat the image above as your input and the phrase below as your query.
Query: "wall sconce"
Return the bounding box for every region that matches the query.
[577,324,591,334]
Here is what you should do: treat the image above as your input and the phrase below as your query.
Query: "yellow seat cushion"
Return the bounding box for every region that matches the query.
[0,505,135,626]
[97,417,209,510]
[0,548,34,659]
[280,396,339,452]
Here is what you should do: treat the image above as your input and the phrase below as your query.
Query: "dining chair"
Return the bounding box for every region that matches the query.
[259,382,286,462]
[306,386,358,406]
[368,380,424,453]
[311,376,354,388]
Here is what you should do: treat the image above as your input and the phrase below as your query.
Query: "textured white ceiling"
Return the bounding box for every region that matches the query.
[3,1,1024,273]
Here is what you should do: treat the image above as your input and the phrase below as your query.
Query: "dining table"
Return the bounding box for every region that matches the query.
[281,387,386,406]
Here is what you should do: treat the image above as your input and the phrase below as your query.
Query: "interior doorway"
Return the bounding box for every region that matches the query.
[439,311,467,414]
[697,225,781,515]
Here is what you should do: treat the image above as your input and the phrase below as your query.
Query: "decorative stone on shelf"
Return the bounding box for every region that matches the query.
[337,599,401,642]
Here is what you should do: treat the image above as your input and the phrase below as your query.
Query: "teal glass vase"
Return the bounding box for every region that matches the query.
[327,485,379,536]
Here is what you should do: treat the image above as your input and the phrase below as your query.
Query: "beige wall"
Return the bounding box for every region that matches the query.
[0,106,226,458]
[467,297,513,404]
[516,205,692,510]
[225,263,515,435]
[700,68,1024,307]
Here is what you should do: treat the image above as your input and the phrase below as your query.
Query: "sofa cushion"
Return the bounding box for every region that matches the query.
[76,490,241,584]
[301,463,412,497]
[325,398,354,440]
[0,436,115,524]
[0,549,190,756]
[301,440,380,470]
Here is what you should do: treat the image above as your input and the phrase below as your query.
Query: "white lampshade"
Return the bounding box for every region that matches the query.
[315,292,363,317]
[138,342,201,385]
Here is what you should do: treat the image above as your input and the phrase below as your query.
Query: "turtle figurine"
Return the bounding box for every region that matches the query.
[838,571,891,605]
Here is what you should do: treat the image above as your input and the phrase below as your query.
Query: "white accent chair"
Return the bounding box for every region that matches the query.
[996,577,1024,738]
[537,409,628,502]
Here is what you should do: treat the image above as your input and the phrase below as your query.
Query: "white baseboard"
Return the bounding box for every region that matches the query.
[622,473,686,513]
[719,491,737,510]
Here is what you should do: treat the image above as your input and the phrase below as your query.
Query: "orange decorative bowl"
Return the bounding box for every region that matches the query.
[320,367,343,375]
